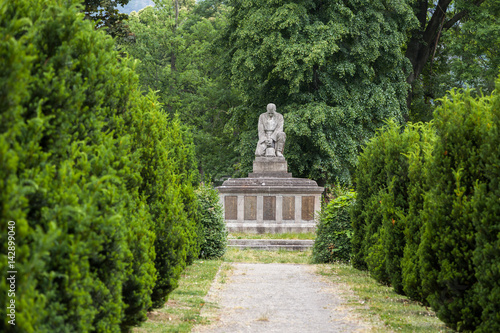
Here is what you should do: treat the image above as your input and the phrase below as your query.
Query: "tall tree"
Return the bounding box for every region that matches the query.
[121,0,241,183]
[405,0,498,120]
[83,0,133,40]
[220,0,417,184]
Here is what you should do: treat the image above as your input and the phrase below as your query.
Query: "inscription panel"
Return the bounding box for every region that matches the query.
[225,196,238,220]
[244,196,257,220]
[263,196,276,220]
[301,196,315,221]
[282,196,295,220]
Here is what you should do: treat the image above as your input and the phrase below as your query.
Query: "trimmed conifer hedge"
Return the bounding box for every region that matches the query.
[418,87,496,331]
[351,120,431,292]
[0,0,201,331]
[352,78,500,331]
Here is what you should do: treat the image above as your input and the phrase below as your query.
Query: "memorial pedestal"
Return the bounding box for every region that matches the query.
[218,157,324,233]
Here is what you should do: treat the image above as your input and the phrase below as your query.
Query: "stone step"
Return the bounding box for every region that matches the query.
[228,239,314,251]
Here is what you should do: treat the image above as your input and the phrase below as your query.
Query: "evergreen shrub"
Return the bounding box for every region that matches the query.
[352,120,434,294]
[312,191,356,263]
[400,122,435,303]
[418,87,496,331]
[125,92,201,309]
[0,0,200,330]
[0,0,157,330]
[196,182,228,259]
[471,78,500,333]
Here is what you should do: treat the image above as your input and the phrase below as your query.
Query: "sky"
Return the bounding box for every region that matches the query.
[117,0,155,14]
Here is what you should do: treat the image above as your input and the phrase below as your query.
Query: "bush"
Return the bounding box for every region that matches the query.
[352,120,410,290]
[471,79,500,332]
[196,182,228,259]
[351,79,500,330]
[126,92,201,309]
[0,0,157,331]
[312,191,356,263]
[352,120,435,294]
[418,87,496,331]
[400,122,436,303]
[0,0,201,330]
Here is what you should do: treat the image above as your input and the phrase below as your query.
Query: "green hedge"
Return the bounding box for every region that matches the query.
[352,79,500,331]
[196,182,228,259]
[0,0,201,331]
[312,191,356,263]
[418,87,496,331]
[471,80,500,332]
[351,120,431,292]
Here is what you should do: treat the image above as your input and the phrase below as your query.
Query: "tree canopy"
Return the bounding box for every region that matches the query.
[219,0,417,184]
[407,0,499,121]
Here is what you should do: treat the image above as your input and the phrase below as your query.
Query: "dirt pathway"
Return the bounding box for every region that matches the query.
[194,263,373,333]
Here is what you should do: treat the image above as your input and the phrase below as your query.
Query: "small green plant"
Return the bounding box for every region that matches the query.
[312,191,356,263]
[196,182,228,259]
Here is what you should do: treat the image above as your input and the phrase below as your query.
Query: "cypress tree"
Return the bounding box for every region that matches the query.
[418,88,491,330]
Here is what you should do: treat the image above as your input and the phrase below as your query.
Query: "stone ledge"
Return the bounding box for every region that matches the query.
[248,172,293,178]
[220,177,319,187]
[227,223,317,234]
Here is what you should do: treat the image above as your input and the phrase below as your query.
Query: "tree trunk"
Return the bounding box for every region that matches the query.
[171,0,179,72]
[405,0,486,108]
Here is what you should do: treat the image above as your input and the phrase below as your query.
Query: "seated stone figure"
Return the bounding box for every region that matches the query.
[255,103,286,157]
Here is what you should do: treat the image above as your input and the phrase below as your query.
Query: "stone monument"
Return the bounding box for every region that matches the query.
[218,103,324,233]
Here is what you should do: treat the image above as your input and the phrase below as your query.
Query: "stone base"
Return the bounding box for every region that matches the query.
[218,156,324,234]
[253,156,288,174]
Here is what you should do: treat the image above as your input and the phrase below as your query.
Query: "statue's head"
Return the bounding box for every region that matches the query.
[266,103,276,114]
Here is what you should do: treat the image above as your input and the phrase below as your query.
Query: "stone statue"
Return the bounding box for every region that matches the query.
[255,103,286,157]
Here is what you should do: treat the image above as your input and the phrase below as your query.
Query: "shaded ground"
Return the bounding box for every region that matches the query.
[194,263,373,333]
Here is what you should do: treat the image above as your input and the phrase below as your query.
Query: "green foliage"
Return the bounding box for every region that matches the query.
[83,0,133,41]
[353,82,500,330]
[196,182,228,259]
[0,0,203,330]
[400,122,436,303]
[125,91,201,309]
[0,0,156,331]
[418,87,496,331]
[351,120,434,294]
[220,0,417,184]
[471,79,500,333]
[121,1,241,183]
[409,1,500,122]
[312,191,356,263]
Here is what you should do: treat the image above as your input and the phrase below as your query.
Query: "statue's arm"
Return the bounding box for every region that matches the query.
[270,114,284,141]
[257,115,266,143]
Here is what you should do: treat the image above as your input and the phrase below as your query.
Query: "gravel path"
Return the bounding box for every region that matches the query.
[194,263,372,333]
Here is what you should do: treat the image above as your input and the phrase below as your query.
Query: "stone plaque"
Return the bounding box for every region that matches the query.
[263,196,276,220]
[244,196,257,220]
[302,196,315,221]
[225,196,238,220]
[282,196,295,220]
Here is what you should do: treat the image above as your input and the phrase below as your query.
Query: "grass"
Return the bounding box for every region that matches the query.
[135,247,453,333]
[316,263,454,333]
[133,259,223,333]
[228,231,316,240]
[223,247,312,264]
